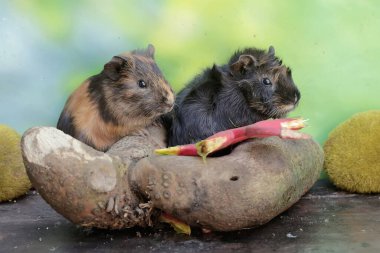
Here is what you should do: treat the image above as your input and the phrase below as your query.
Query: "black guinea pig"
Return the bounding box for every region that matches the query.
[167,46,300,146]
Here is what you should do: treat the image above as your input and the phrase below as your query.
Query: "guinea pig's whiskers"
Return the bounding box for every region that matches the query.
[229,118,239,128]
[269,107,281,118]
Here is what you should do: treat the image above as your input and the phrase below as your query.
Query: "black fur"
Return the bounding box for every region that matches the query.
[87,75,120,125]
[57,110,76,137]
[168,67,266,146]
[167,46,300,146]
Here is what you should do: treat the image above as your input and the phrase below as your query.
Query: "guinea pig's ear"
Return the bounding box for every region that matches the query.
[146,44,155,59]
[211,64,223,80]
[103,56,133,81]
[230,55,257,74]
[268,46,275,57]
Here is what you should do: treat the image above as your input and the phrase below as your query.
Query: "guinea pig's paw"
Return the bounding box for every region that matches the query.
[131,128,150,137]
[21,127,144,229]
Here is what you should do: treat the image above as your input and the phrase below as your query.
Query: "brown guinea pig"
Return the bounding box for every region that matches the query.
[167,46,300,146]
[57,44,174,151]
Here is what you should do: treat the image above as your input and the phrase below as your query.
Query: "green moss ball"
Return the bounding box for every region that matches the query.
[0,125,31,201]
[324,110,380,193]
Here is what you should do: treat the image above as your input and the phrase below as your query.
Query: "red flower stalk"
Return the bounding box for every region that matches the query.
[155,118,310,158]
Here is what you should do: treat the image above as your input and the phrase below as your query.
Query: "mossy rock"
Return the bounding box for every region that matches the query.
[0,125,31,202]
[324,110,380,193]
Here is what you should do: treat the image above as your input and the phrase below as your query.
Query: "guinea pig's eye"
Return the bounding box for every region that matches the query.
[138,80,147,88]
[262,78,272,86]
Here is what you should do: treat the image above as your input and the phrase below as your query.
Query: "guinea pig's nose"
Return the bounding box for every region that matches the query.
[166,93,175,105]
[162,96,174,108]
[294,91,301,104]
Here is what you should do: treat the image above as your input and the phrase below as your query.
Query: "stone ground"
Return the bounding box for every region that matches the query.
[1,179,379,253]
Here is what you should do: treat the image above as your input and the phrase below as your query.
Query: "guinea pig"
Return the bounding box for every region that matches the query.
[57,44,175,151]
[167,46,300,146]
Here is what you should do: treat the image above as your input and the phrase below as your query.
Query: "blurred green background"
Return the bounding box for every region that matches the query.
[0,0,379,145]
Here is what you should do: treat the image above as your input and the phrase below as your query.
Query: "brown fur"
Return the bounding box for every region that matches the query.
[65,81,145,150]
[57,45,174,151]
